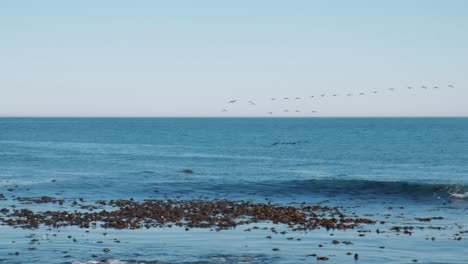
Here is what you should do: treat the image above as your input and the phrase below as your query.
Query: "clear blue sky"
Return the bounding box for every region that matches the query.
[1,0,467,117]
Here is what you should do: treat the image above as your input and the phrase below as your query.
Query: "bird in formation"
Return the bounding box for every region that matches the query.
[223,84,455,115]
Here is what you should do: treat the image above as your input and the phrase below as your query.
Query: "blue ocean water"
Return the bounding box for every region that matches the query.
[0,118,467,264]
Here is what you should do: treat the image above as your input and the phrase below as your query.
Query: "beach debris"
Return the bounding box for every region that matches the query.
[16,196,64,205]
[0,197,376,231]
[415,217,444,222]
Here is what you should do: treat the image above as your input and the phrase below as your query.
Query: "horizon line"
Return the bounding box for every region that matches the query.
[1,116,467,119]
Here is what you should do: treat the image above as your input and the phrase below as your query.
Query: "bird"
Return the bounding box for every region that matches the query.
[388,88,395,91]
[311,111,317,113]
[283,110,289,112]
[270,98,276,100]
[347,94,353,96]
[333,94,338,97]
[309,95,315,98]
[421,86,427,89]
[448,84,454,88]
[268,112,273,115]
[228,100,237,103]
[295,97,301,100]
[295,110,300,113]
[284,97,289,100]
[222,109,228,112]
[433,86,439,89]
[373,91,378,94]
[359,93,365,95]
[407,86,413,89]
[321,94,326,97]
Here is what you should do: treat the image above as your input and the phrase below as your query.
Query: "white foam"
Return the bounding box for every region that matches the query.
[450,192,468,199]
[73,260,131,264]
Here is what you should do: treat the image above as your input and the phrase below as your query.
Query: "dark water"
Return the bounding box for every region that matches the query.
[0,118,467,263]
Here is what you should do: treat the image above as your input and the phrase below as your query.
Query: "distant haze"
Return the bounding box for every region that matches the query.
[1,0,467,117]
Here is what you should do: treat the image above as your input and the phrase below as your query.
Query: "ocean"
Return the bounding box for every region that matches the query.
[0,117,467,264]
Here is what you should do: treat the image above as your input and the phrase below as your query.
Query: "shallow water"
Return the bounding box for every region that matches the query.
[0,118,467,263]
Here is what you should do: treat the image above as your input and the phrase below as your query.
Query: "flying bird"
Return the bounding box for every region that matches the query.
[421,86,427,89]
[228,100,237,103]
[283,110,289,112]
[433,86,439,89]
[295,110,300,113]
[270,98,276,100]
[268,112,273,115]
[284,97,289,100]
[347,94,353,96]
[222,109,228,112]
[359,93,365,95]
[321,94,326,97]
[449,84,454,88]
[295,97,301,100]
[373,91,378,94]
[388,88,395,91]
[309,95,315,98]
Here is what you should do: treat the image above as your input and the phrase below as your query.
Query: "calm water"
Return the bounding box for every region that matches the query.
[1,118,467,264]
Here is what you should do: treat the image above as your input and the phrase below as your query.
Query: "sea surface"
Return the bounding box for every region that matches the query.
[0,117,467,264]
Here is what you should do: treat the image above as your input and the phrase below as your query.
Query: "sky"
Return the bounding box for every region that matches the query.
[0,0,467,117]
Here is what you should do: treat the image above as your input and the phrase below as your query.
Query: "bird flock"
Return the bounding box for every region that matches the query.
[221,84,456,115]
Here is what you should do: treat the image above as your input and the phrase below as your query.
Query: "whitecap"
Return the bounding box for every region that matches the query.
[72,260,130,264]
[450,192,468,199]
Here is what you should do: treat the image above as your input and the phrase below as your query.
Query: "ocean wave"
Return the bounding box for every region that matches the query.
[72,260,144,264]
[190,178,468,202]
[447,185,468,199]
[72,254,271,264]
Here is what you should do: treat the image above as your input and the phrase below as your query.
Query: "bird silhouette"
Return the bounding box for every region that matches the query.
[433,86,439,89]
[295,110,300,113]
[407,87,413,89]
[228,100,237,103]
[448,84,454,88]
[222,109,228,112]
[268,112,273,114]
[421,86,427,89]
[347,94,352,96]
[373,91,378,94]
[359,93,365,95]
[283,110,289,112]
[310,95,315,98]
[388,88,395,91]
[321,94,326,97]
[270,98,276,100]
[284,97,289,100]
[295,97,301,100]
